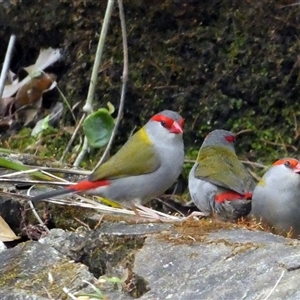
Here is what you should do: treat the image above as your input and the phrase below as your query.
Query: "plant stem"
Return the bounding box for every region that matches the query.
[0,34,16,100]
[74,0,115,167]
[83,0,115,114]
[73,134,89,168]
[92,0,128,171]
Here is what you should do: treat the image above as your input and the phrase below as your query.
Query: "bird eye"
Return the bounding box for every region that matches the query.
[284,161,291,167]
[161,121,166,127]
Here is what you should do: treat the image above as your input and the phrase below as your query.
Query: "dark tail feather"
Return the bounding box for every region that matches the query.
[30,187,76,204]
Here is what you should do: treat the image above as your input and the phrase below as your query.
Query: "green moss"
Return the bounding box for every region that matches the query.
[0,264,23,288]
[14,259,85,299]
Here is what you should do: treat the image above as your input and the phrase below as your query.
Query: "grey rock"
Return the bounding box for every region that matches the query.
[135,228,300,300]
[2,223,300,300]
[0,240,95,299]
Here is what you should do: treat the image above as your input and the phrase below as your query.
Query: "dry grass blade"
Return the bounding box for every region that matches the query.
[0,168,44,178]
[38,170,72,182]
[38,196,182,221]
[0,178,72,186]
[0,166,83,185]
[260,270,285,300]
[24,165,90,176]
[0,157,54,181]
[0,168,71,182]
[0,191,32,200]
[1,164,181,222]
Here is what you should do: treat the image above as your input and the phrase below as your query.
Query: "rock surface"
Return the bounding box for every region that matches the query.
[0,239,95,299]
[1,220,300,299]
[136,229,300,300]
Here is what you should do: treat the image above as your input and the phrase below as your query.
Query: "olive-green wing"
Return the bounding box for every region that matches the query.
[194,146,255,194]
[88,128,161,181]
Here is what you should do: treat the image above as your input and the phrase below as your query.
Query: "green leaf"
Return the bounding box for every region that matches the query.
[0,157,54,181]
[31,115,50,137]
[83,108,115,148]
[81,280,105,299]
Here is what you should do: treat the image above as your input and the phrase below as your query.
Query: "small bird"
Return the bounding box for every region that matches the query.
[188,129,255,222]
[252,158,300,237]
[31,110,185,213]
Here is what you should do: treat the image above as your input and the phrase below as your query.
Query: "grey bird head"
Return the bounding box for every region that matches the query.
[201,129,236,152]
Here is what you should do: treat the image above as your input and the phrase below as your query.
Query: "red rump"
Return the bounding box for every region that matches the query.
[215,191,252,203]
[67,180,110,192]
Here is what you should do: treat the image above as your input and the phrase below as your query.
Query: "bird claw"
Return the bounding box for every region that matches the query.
[132,204,184,223]
[132,204,163,222]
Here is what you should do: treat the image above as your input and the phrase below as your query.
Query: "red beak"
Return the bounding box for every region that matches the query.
[294,163,300,173]
[170,121,183,134]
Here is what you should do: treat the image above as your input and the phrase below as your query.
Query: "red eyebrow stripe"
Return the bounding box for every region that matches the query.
[273,158,299,167]
[151,114,174,128]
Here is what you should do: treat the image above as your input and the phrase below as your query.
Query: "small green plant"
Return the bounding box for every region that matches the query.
[72,275,124,300]
[82,102,115,148]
